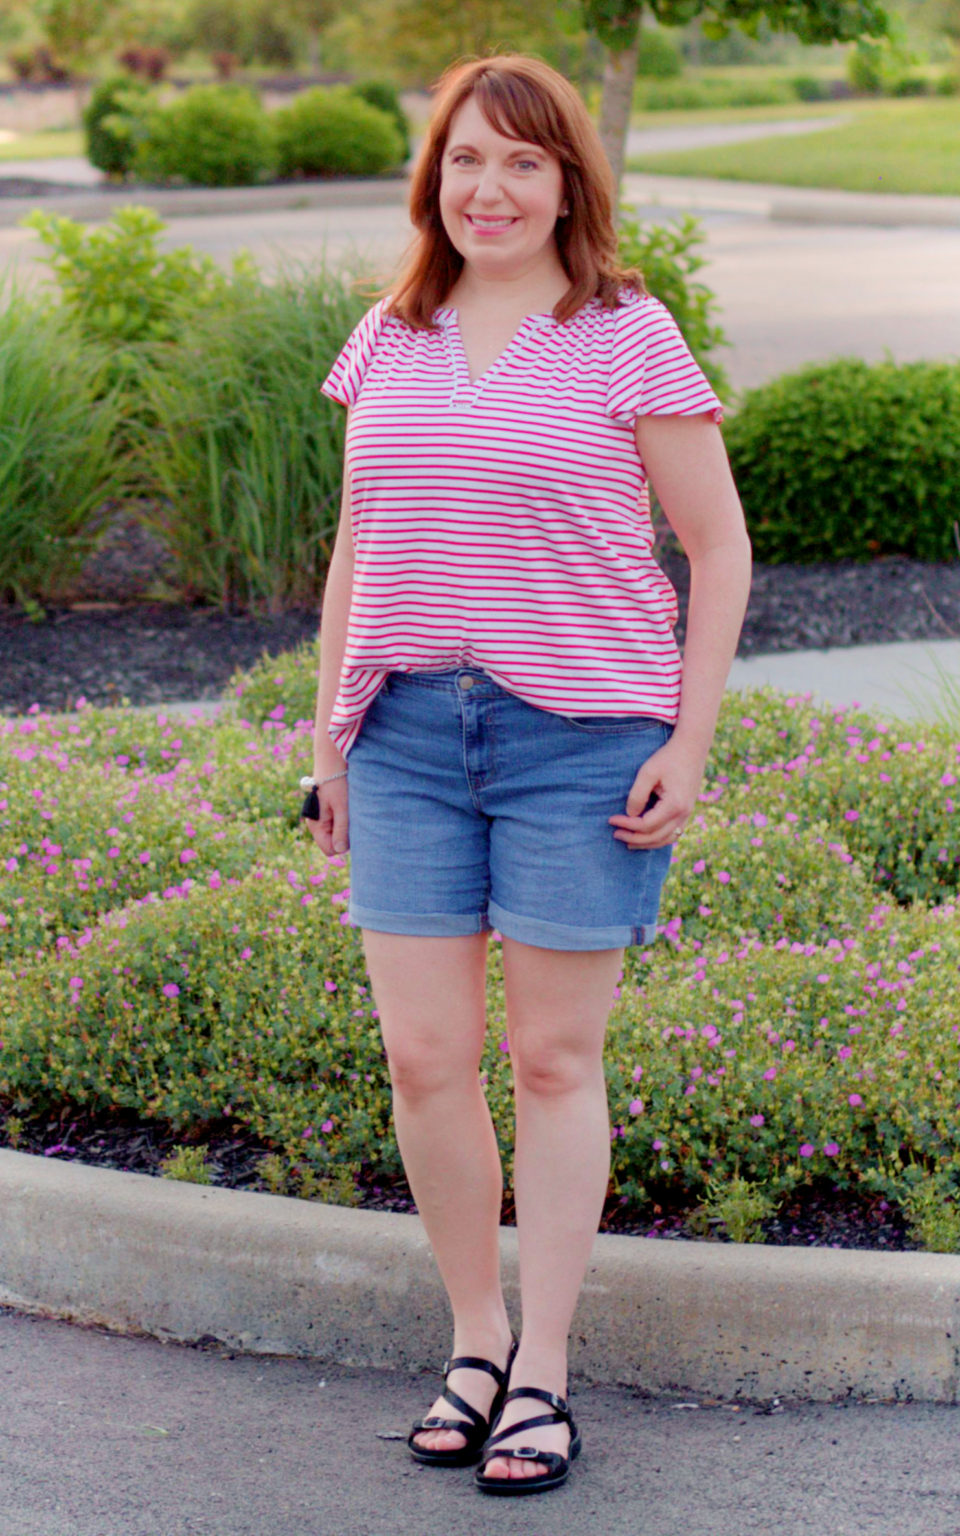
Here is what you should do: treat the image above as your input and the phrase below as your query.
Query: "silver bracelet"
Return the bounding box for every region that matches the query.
[300,771,347,791]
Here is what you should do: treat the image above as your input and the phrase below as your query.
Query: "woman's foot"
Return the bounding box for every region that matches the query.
[411,1327,515,1456]
[480,1350,570,1482]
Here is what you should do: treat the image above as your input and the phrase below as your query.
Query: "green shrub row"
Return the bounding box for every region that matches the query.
[1,682,958,1232]
[724,358,960,565]
[84,77,408,186]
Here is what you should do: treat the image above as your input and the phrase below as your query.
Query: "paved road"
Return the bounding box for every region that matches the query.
[4,1302,960,1536]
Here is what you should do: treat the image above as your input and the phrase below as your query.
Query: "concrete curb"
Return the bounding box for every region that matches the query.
[0,176,409,228]
[3,1147,960,1403]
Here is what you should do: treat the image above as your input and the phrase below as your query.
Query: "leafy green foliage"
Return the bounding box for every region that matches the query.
[2,684,959,1238]
[617,210,730,397]
[636,23,684,75]
[583,0,889,54]
[135,83,275,187]
[723,358,960,564]
[22,205,253,346]
[82,72,153,178]
[272,86,404,177]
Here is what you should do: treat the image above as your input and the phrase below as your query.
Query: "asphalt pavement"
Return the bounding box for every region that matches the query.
[4,1302,960,1536]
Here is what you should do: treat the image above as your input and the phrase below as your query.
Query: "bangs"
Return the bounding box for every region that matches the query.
[468,68,569,161]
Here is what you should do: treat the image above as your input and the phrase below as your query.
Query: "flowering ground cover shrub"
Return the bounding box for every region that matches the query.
[1,680,958,1235]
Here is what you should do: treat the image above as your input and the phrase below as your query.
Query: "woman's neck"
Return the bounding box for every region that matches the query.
[446,258,570,319]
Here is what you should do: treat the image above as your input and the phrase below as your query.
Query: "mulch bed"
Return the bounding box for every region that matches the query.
[2,548,955,1250]
[1,548,959,716]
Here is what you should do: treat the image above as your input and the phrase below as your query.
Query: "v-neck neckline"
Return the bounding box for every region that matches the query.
[437,307,553,401]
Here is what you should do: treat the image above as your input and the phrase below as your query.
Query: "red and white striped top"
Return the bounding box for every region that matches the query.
[320,289,723,758]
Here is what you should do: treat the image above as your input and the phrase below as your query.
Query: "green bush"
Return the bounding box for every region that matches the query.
[272,86,404,178]
[22,205,255,347]
[723,358,960,564]
[82,72,153,178]
[617,211,729,398]
[135,83,275,187]
[349,78,411,161]
[227,638,319,726]
[934,73,960,97]
[636,27,683,79]
[790,74,831,102]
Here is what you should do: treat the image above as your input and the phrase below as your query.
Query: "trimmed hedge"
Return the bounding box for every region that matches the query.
[135,84,275,187]
[272,86,404,178]
[724,358,960,564]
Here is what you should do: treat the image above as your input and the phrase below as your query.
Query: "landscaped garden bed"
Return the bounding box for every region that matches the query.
[1,672,957,1253]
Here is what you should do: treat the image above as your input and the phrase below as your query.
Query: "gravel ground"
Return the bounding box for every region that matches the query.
[2,550,959,716]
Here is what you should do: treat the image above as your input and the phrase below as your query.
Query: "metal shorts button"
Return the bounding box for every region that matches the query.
[459,675,475,690]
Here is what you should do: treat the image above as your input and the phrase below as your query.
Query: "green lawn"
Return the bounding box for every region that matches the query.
[0,129,84,160]
[627,98,960,196]
[632,100,855,128]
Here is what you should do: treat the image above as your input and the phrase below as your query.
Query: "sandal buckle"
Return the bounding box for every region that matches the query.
[514,1446,541,1458]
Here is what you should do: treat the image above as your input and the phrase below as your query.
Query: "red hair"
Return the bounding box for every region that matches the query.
[388,55,643,330]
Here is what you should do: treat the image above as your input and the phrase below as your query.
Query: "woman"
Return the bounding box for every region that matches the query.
[304,54,751,1497]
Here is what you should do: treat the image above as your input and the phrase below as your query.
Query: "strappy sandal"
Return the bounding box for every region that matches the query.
[407,1337,518,1467]
[474,1385,582,1496]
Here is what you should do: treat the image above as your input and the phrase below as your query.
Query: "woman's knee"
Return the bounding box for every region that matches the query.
[510,1034,602,1097]
[386,1035,482,1101]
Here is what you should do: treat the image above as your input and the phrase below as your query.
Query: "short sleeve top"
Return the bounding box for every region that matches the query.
[320,289,723,759]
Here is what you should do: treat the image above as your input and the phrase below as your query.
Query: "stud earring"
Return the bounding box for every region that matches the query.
[559,203,570,217]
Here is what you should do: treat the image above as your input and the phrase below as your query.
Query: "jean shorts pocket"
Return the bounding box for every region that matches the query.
[559,713,667,734]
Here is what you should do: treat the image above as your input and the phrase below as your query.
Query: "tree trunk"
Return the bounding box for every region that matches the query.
[597,34,641,207]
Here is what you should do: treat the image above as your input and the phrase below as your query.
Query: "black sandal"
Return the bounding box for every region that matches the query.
[407,1338,518,1467]
[475,1386,582,1496]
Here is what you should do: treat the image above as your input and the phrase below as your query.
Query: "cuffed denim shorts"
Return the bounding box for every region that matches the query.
[345,667,676,952]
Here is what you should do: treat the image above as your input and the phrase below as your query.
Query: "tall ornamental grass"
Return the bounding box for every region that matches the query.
[0,289,124,606]
[2,680,959,1235]
[135,262,369,612]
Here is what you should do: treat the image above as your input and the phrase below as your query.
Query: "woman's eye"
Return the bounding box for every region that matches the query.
[515,159,540,171]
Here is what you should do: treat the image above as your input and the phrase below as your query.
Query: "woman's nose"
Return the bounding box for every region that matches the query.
[473,165,506,202]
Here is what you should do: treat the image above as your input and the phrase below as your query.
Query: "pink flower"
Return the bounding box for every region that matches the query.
[321,1118,334,1132]
[848,1093,862,1107]
[68,976,83,990]
[324,980,337,992]
[628,1098,644,1115]
[632,1065,643,1081]
[162,983,180,998]
[763,1067,777,1081]
[716,870,731,884]
[692,858,706,874]
[240,947,253,959]
[179,849,197,864]
[799,1143,814,1158]
[750,1114,765,1127]
[823,1142,839,1156]
[652,1138,665,1151]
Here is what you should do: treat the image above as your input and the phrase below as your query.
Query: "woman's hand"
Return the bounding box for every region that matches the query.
[608,736,706,849]
[303,777,350,858]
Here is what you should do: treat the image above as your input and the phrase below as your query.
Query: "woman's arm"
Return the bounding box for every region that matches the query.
[306,459,355,856]
[639,412,752,764]
[609,412,752,850]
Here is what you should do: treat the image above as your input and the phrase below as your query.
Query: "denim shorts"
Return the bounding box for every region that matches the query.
[344,667,677,951]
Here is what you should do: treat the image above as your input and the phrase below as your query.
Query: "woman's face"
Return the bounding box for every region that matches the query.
[438,94,566,283]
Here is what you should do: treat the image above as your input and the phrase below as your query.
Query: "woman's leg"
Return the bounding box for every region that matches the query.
[361,929,513,1453]
[481,937,624,1482]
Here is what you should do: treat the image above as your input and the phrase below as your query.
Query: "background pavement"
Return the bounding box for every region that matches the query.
[3,1302,960,1536]
[0,161,957,393]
